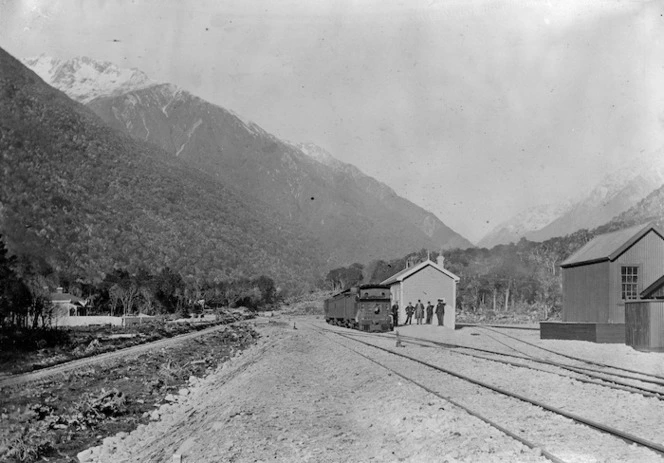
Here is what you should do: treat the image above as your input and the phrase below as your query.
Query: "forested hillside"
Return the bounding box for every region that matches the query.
[87,83,473,264]
[22,56,473,268]
[0,47,323,291]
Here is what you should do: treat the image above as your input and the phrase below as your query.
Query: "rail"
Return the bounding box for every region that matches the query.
[476,326,664,382]
[316,323,664,459]
[311,324,566,463]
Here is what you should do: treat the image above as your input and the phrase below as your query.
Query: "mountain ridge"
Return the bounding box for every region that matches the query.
[23,55,473,267]
[2,47,323,289]
[295,142,472,249]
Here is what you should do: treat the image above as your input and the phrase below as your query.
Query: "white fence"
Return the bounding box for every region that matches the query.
[50,313,216,327]
[52,316,124,327]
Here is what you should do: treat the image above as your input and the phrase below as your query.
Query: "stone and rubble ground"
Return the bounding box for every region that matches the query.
[0,323,258,462]
[77,317,551,463]
[78,314,664,463]
[6,307,664,463]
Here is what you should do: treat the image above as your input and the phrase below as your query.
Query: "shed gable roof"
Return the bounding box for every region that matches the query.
[641,275,664,299]
[560,223,664,268]
[380,259,460,286]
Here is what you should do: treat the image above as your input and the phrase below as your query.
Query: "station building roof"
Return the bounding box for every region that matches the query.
[381,259,460,286]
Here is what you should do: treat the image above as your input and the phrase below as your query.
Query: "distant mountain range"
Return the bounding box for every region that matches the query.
[477,202,573,248]
[22,55,472,268]
[479,151,664,247]
[1,48,323,289]
[606,179,664,232]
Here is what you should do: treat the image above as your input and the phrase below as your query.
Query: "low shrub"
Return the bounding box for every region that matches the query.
[0,327,71,352]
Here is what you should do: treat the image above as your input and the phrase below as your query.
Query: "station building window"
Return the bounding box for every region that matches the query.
[621,266,639,300]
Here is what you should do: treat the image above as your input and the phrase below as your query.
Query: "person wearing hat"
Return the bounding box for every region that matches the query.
[414,300,425,325]
[435,298,446,326]
[405,302,415,325]
[391,301,400,328]
[425,301,434,324]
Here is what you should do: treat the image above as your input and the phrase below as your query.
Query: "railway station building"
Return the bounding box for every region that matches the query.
[50,287,84,318]
[381,256,460,328]
[541,223,664,343]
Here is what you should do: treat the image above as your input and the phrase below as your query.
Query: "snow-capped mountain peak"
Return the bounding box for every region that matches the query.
[22,55,157,103]
[479,147,664,247]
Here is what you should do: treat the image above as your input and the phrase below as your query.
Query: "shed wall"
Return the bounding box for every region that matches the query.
[401,266,456,327]
[625,300,664,351]
[611,231,664,323]
[540,322,625,343]
[562,261,609,322]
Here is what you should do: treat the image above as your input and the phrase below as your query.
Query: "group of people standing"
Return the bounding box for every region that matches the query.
[391,299,446,327]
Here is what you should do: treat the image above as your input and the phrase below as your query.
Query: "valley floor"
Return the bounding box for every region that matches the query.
[78,317,551,463]
[77,314,664,463]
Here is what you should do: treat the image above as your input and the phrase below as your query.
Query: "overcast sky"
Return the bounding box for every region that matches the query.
[1,0,664,242]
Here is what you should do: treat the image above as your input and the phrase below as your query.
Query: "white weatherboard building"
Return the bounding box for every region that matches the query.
[381,256,460,328]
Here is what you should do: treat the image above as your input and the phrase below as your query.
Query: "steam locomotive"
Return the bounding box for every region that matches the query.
[324,284,392,332]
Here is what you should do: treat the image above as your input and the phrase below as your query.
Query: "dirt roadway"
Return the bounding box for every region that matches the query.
[77,319,548,463]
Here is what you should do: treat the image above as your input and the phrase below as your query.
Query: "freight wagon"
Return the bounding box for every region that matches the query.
[324,285,392,332]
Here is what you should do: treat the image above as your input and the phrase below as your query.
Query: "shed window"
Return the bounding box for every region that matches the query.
[621,266,639,300]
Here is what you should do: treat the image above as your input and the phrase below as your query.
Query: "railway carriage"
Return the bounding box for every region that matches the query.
[324,285,392,332]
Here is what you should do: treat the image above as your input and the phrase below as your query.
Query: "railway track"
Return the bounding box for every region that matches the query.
[455,323,539,331]
[310,324,563,463]
[448,326,664,394]
[314,322,664,462]
[0,322,240,389]
[374,328,664,404]
[475,325,664,382]
[364,328,664,399]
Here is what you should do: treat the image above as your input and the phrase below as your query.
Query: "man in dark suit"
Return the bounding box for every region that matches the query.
[426,301,434,324]
[405,302,415,325]
[391,302,399,328]
[435,299,446,326]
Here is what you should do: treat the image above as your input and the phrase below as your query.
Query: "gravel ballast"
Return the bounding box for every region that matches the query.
[74,316,664,462]
[333,327,664,462]
[78,320,551,462]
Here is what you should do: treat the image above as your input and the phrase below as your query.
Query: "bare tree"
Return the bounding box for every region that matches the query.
[108,285,122,316]
[139,286,155,315]
[22,274,52,328]
[118,283,139,316]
